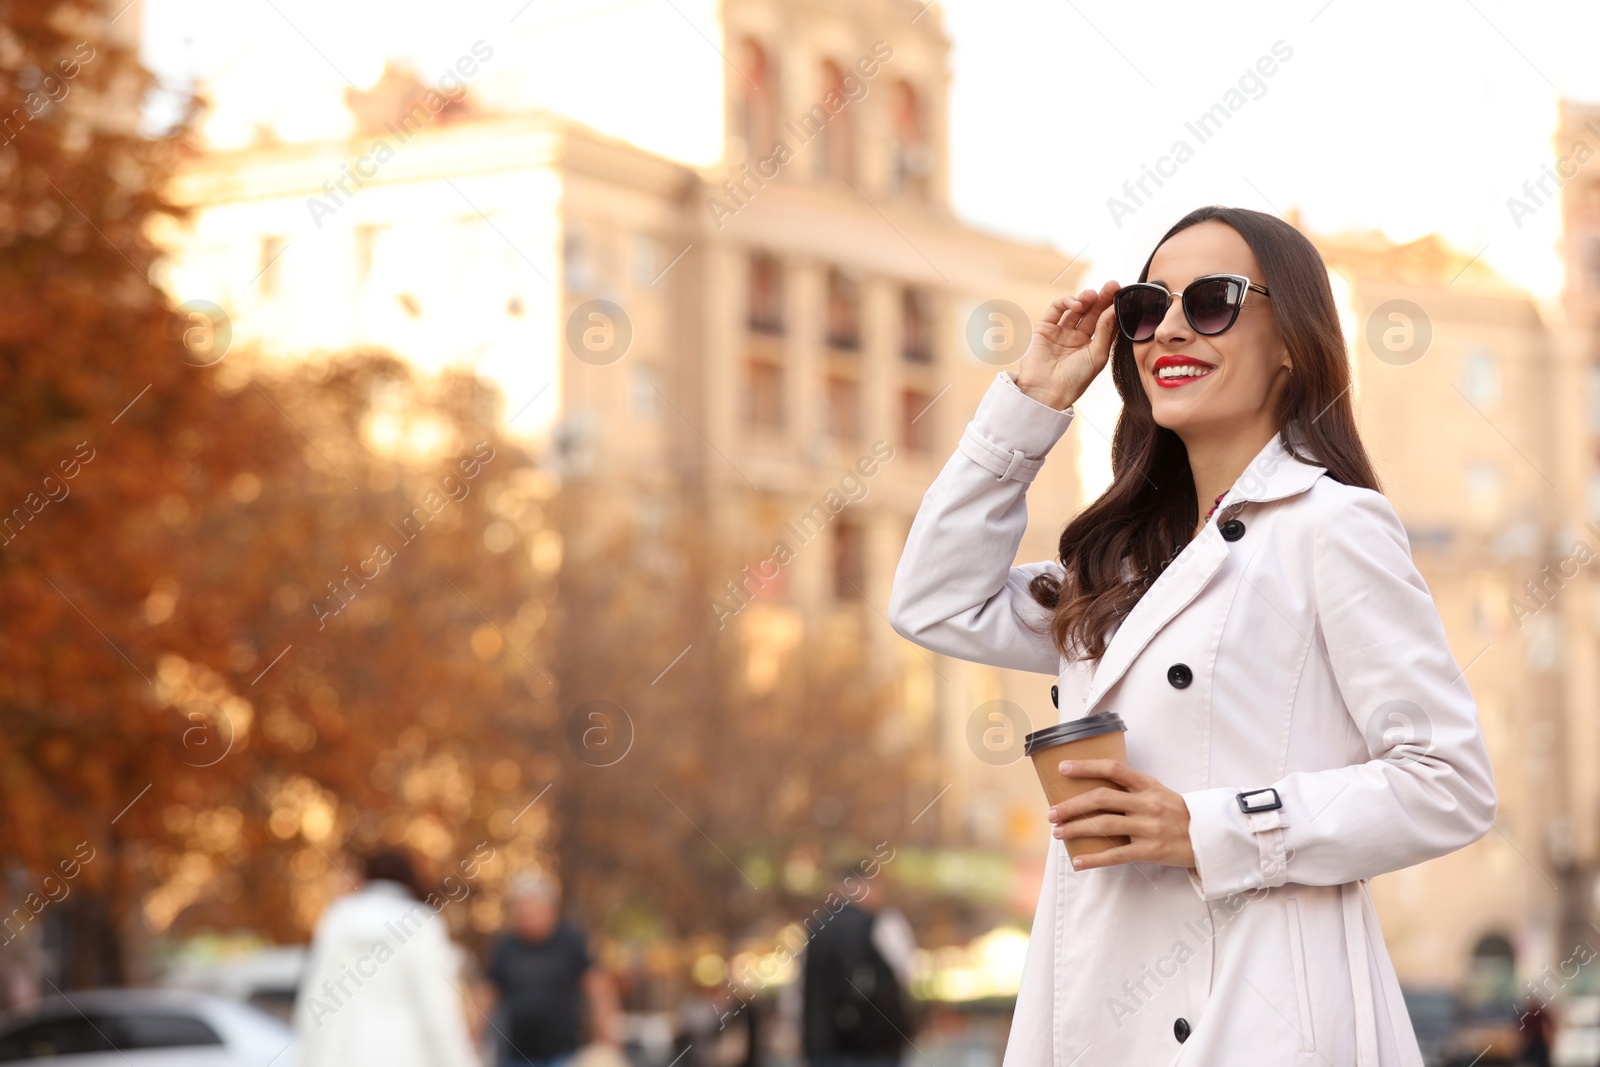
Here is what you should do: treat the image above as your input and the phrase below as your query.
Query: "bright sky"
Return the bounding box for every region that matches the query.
[140,0,1600,305]
[139,0,1600,499]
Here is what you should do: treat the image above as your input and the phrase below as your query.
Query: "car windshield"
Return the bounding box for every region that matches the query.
[0,1015,117,1061]
[0,1009,222,1061]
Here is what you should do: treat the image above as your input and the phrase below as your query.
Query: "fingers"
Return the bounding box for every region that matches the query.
[1059,757,1150,791]
[1045,283,1118,333]
[1051,811,1135,842]
[1047,785,1137,823]
[1087,303,1119,359]
[1039,295,1077,329]
[1070,840,1146,870]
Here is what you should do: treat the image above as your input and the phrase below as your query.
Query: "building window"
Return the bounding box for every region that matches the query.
[890,80,931,199]
[1464,461,1501,523]
[816,60,855,182]
[1584,234,1600,291]
[737,38,779,156]
[902,389,933,452]
[826,376,861,441]
[744,359,784,429]
[1460,347,1500,408]
[902,288,933,362]
[630,363,660,419]
[832,518,865,600]
[748,252,784,333]
[564,229,591,293]
[632,233,661,288]
[1589,363,1600,435]
[354,224,380,284]
[826,268,860,350]
[258,236,286,295]
[635,493,667,571]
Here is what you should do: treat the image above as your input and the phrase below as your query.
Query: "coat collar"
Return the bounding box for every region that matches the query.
[1078,426,1327,716]
[1215,421,1327,511]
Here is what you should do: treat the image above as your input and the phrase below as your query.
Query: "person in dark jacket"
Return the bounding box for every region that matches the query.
[799,863,916,1067]
[480,871,620,1067]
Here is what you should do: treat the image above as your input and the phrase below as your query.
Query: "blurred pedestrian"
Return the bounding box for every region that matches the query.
[481,870,621,1067]
[674,960,757,1067]
[1517,995,1552,1067]
[799,862,916,1067]
[293,847,481,1067]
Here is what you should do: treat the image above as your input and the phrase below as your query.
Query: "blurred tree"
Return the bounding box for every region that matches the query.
[0,0,558,987]
[550,476,926,949]
[0,0,933,994]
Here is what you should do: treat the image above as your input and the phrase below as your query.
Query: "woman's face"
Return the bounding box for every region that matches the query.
[1134,220,1291,439]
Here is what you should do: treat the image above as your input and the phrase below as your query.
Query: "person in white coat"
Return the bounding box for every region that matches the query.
[293,848,482,1067]
[887,204,1497,1067]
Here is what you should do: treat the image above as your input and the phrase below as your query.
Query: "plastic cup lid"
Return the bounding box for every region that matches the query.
[1023,711,1126,755]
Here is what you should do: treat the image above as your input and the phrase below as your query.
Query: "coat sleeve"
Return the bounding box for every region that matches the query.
[887,370,1076,675]
[1180,487,1499,901]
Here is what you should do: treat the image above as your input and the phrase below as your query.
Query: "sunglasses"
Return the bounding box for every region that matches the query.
[1113,273,1270,343]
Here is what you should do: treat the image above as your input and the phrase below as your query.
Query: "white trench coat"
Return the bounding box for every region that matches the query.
[293,880,482,1067]
[888,370,1498,1067]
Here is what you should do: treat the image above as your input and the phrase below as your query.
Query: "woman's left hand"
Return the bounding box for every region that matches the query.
[1047,758,1197,871]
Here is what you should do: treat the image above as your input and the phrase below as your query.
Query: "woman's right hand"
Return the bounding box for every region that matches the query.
[1014,280,1121,410]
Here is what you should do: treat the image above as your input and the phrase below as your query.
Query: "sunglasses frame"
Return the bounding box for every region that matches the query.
[1113,273,1271,343]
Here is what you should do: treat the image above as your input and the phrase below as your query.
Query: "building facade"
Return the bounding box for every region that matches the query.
[156,0,1087,923]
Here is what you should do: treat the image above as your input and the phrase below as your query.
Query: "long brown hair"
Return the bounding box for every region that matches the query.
[1027,206,1381,663]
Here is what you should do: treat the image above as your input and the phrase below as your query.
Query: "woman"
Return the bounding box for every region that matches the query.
[887,205,1497,1066]
[293,848,482,1067]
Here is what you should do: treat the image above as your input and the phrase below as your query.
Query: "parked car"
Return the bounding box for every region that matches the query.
[161,944,308,1022]
[1402,986,1462,1067]
[1554,994,1600,1067]
[0,988,297,1066]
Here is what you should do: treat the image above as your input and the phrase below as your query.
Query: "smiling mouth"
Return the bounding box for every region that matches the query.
[1153,362,1215,385]
[1156,365,1213,380]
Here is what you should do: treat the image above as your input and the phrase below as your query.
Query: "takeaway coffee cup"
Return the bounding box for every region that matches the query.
[1025,711,1131,859]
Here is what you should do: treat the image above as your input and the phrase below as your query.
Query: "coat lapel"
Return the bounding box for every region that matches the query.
[1079,427,1329,715]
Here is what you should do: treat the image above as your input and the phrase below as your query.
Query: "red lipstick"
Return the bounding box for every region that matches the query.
[1151,354,1216,389]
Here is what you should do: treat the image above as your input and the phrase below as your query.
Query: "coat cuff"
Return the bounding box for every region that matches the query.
[1183,786,1292,901]
[955,371,1075,483]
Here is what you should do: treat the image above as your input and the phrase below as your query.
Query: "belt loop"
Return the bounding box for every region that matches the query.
[999,449,1027,481]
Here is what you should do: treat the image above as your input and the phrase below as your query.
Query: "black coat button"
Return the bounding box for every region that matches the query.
[1050,684,1059,708]
[1167,663,1192,688]
[1220,518,1246,542]
[1174,1017,1191,1042]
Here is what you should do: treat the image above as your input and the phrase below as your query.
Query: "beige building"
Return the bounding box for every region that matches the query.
[1304,222,1566,1000]
[157,0,1088,927]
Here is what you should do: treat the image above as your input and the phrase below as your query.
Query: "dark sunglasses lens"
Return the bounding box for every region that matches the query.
[1187,277,1243,335]
[1116,288,1167,341]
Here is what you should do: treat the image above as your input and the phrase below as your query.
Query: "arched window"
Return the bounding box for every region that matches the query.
[748,252,784,333]
[832,517,865,599]
[1460,347,1500,408]
[902,288,933,362]
[736,39,778,157]
[825,267,860,350]
[1462,933,1517,1009]
[890,80,930,198]
[816,60,854,182]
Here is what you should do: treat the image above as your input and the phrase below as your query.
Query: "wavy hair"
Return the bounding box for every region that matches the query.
[1027,206,1382,662]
